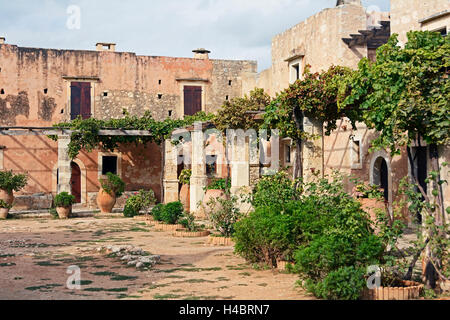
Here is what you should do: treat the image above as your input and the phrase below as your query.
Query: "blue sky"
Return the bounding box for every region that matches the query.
[0,0,390,71]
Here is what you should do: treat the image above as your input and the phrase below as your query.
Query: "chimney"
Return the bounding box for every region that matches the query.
[0,37,5,44]
[193,48,210,60]
[96,43,116,52]
[336,0,361,6]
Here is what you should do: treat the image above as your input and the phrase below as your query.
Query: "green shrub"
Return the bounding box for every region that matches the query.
[0,170,28,193]
[54,192,76,208]
[161,201,184,224]
[152,203,165,221]
[250,171,300,209]
[303,266,366,300]
[206,195,242,237]
[123,190,157,217]
[0,200,12,209]
[178,169,192,185]
[178,212,202,232]
[205,178,231,192]
[100,173,125,197]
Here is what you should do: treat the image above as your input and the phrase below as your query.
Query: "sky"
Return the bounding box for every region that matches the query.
[0,0,390,71]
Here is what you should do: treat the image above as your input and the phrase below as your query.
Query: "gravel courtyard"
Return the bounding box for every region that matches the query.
[0,216,311,300]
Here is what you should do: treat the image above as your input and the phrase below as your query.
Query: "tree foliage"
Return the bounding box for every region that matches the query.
[340,31,450,154]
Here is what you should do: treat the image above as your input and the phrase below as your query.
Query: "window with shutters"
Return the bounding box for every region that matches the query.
[70,82,92,120]
[183,86,202,116]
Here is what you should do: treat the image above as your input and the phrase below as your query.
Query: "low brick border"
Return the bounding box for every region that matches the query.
[206,235,234,246]
[172,230,210,238]
[276,260,294,271]
[153,222,186,232]
[361,280,424,300]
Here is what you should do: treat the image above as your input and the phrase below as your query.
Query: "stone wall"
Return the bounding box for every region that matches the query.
[391,0,450,44]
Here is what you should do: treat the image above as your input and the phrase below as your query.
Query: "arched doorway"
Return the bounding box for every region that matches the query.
[372,157,389,202]
[71,162,81,203]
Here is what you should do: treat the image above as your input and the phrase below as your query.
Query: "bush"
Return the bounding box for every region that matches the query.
[54,192,76,208]
[0,199,12,209]
[178,212,203,232]
[152,203,165,221]
[205,178,231,192]
[178,169,191,185]
[303,266,366,300]
[206,195,242,237]
[100,173,125,197]
[250,171,300,209]
[161,201,184,224]
[123,190,157,217]
[0,170,28,193]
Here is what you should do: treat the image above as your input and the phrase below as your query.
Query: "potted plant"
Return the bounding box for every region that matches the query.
[205,195,241,246]
[152,201,186,232]
[0,170,28,219]
[123,189,157,218]
[97,172,125,214]
[54,192,76,219]
[202,178,230,217]
[353,182,387,226]
[178,169,191,212]
[174,212,210,237]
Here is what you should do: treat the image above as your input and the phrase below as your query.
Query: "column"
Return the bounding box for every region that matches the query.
[302,117,324,183]
[57,135,72,194]
[230,133,253,213]
[190,122,207,216]
[163,139,179,204]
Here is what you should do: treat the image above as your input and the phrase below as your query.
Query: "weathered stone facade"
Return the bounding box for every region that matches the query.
[0,42,257,209]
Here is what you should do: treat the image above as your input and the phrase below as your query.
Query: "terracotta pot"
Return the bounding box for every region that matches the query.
[361,280,424,300]
[207,235,234,246]
[202,189,227,217]
[358,198,386,228]
[56,206,71,219]
[97,188,116,214]
[0,208,9,219]
[179,184,190,212]
[0,188,14,206]
[173,230,210,238]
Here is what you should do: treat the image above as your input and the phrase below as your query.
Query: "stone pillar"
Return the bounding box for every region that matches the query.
[57,135,72,194]
[302,117,324,183]
[163,139,179,204]
[190,123,207,216]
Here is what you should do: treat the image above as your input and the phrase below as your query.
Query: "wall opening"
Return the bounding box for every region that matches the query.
[70,82,92,120]
[71,162,82,203]
[102,156,118,175]
[373,157,389,202]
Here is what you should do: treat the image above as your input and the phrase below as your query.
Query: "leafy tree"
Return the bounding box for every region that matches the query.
[341,31,450,289]
[263,65,357,178]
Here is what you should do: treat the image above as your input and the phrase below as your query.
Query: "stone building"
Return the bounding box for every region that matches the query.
[0,41,257,209]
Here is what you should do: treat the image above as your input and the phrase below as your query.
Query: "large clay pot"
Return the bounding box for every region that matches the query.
[202,189,227,217]
[0,189,14,219]
[179,184,190,212]
[56,206,71,219]
[358,198,386,228]
[97,188,116,214]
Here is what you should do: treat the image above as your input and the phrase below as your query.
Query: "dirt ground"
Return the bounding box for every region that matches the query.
[0,216,312,300]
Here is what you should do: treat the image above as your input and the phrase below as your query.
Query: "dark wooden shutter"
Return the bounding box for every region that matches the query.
[71,82,91,120]
[184,86,202,116]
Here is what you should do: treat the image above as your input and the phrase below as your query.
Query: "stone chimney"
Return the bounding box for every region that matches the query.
[193,48,210,60]
[0,37,5,44]
[336,0,361,6]
[96,43,116,52]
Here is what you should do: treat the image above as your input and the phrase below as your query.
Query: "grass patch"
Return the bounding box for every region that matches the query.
[83,287,128,292]
[239,272,252,277]
[91,271,117,276]
[0,263,16,267]
[155,267,222,274]
[35,261,61,267]
[153,294,182,300]
[257,283,268,287]
[110,275,138,281]
[25,284,62,291]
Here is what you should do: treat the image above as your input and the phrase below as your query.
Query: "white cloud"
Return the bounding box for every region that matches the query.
[0,0,390,71]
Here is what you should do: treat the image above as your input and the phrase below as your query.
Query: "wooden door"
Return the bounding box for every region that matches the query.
[71,162,81,203]
[184,86,202,116]
[71,82,91,120]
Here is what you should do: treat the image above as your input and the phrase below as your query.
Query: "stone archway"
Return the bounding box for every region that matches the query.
[370,151,393,216]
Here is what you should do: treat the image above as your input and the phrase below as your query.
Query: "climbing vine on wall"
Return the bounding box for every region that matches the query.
[49,111,214,159]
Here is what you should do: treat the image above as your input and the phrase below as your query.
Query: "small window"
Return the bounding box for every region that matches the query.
[103,91,108,97]
[206,154,217,177]
[285,144,291,164]
[158,94,163,99]
[225,95,229,101]
[293,64,300,81]
[228,80,232,86]
[168,110,173,117]
[102,156,118,175]
[44,88,48,94]
[352,139,361,166]
[0,89,4,95]
[158,80,162,85]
